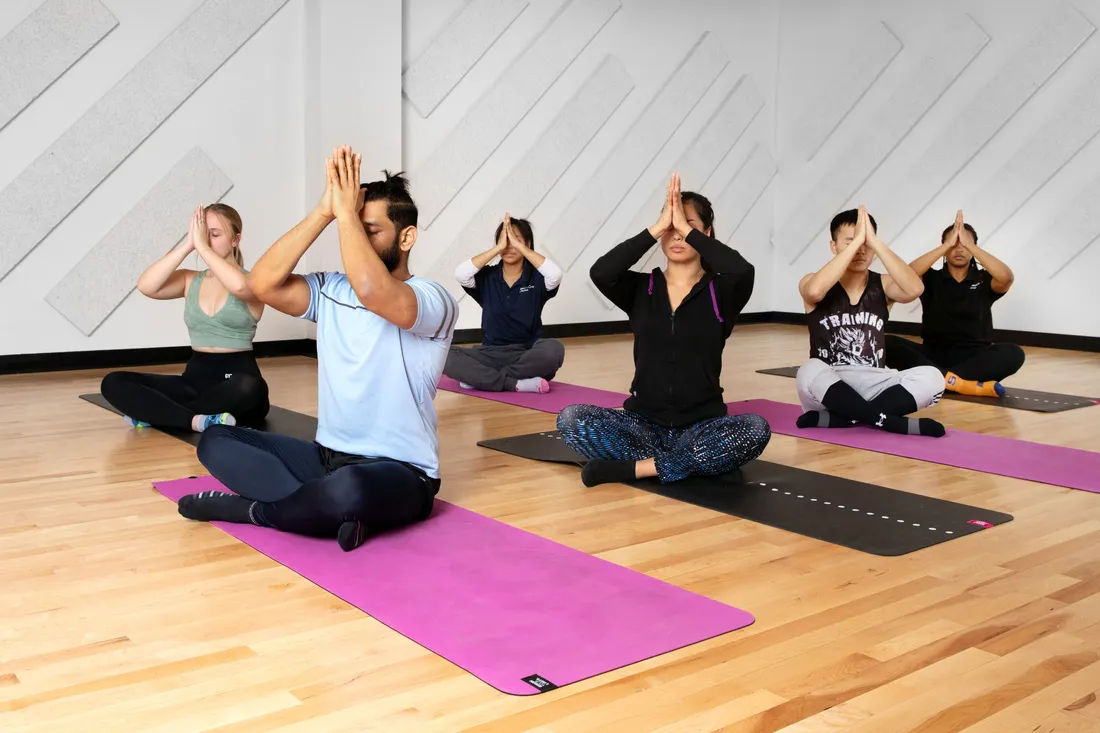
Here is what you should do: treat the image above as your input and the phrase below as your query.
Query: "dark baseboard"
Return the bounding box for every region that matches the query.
[0,339,317,375]
[3,315,1096,375]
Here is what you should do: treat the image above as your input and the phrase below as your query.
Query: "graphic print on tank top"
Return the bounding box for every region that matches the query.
[807,272,889,368]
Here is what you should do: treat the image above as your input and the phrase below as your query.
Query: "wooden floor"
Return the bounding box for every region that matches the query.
[2,324,1100,732]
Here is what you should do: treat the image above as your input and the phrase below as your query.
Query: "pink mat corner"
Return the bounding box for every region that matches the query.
[437,375,624,414]
[156,476,753,695]
[727,398,1100,494]
[439,377,1100,494]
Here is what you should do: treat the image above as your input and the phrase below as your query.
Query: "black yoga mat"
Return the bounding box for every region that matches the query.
[477,431,1013,556]
[755,366,1098,413]
[79,393,318,446]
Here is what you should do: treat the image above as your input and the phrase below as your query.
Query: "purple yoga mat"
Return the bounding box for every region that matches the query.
[727,399,1100,494]
[437,375,625,413]
[439,378,1100,494]
[155,476,753,695]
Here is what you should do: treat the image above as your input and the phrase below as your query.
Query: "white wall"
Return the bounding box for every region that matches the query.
[402,0,780,330]
[404,0,1100,340]
[0,0,402,356]
[774,0,1100,338]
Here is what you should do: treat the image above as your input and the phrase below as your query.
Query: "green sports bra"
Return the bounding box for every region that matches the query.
[183,270,258,350]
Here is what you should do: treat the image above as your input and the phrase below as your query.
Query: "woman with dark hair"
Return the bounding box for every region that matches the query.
[885,210,1023,396]
[100,203,270,432]
[556,173,771,488]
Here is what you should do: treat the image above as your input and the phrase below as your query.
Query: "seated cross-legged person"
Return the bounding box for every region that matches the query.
[176,147,458,551]
[444,214,565,393]
[885,209,1023,397]
[796,206,946,437]
[556,173,772,487]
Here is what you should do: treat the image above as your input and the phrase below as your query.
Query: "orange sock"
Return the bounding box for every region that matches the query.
[945,371,1004,398]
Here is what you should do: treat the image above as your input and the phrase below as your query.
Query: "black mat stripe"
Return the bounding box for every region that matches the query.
[80,393,318,445]
[477,431,1013,557]
[755,367,1098,413]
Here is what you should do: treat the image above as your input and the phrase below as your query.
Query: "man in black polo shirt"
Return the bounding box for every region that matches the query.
[443,214,565,393]
[885,210,1023,397]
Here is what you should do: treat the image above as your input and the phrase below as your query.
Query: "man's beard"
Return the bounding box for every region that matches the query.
[379,240,401,272]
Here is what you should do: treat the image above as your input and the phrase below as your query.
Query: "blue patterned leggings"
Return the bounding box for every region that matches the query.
[555,405,772,483]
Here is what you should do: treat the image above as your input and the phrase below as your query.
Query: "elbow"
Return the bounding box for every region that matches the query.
[349,275,383,310]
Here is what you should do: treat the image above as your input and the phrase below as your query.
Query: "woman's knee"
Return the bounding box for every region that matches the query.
[556,403,590,434]
[796,358,833,398]
[908,366,946,407]
[544,339,566,368]
[196,424,245,470]
[1001,344,1026,373]
[100,371,130,399]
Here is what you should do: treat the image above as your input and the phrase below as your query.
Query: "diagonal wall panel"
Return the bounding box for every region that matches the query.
[968,63,1100,243]
[772,16,989,265]
[1037,173,1100,279]
[0,0,118,131]
[790,21,902,161]
[631,76,765,274]
[874,2,1095,242]
[403,0,530,118]
[546,32,730,271]
[0,0,290,283]
[716,144,778,243]
[44,148,233,335]
[409,0,621,229]
[425,56,634,299]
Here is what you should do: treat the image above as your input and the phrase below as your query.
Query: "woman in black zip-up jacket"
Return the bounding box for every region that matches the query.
[557,173,771,487]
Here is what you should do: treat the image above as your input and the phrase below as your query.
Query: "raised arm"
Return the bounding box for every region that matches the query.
[455,227,506,289]
[505,215,563,290]
[332,146,422,330]
[247,167,334,317]
[958,220,1014,293]
[799,206,867,306]
[135,222,197,300]
[189,205,259,305]
[910,209,959,277]
[866,215,924,303]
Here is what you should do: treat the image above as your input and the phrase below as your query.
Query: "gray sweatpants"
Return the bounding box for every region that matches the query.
[444,339,565,392]
[796,358,944,412]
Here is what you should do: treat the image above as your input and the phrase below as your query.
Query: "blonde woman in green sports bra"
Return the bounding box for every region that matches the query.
[100,203,271,432]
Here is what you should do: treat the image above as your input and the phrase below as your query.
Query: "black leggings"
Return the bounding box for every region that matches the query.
[101,351,270,429]
[195,425,438,540]
[884,336,1025,382]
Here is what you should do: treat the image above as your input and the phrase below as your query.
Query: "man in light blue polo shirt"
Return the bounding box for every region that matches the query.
[177,146,459,551]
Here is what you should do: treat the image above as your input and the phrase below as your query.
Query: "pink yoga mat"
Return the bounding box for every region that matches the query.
[155,476,754,695]
[728,399,1100,494]
[439,378,1100,494]
[437,375,625,413]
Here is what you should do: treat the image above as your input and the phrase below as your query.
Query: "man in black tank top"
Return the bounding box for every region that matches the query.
[795,207,947,437]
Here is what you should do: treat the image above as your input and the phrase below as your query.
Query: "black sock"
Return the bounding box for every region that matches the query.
[337,521,368,552]
[580,459,638,487]
[178,491,257,524]
[821,381,945,438]
[868,384,918,416]
[796,410,857,429]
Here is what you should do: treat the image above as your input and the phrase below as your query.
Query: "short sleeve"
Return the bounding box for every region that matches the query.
[409,279,459,340]
[982,269,1006,303]
[298,271,332,323]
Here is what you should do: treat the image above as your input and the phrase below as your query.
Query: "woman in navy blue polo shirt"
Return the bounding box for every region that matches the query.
[444,215,565,393]
[885,210,1023,397]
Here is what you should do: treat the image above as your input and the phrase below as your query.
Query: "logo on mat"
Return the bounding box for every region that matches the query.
[522,674,558,692]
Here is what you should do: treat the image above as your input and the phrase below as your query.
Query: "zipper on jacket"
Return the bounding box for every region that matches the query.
[668,310,676,426]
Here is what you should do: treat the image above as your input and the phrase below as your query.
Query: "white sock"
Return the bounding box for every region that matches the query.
[459,382,473,389]
[515,377,550,394]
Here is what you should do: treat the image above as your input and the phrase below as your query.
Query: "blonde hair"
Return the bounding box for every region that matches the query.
[205,203,244,267]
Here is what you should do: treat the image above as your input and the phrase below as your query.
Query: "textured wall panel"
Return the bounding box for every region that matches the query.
[969,64,1100,243]
[44,149,233,335]
[403,0,530,118]
[0,0,290,283]
[424,56,634,299]
[789,21,901,161]
[715,144,778,242]
[546,32,729,271]
[876,2,1095,241]
[1037,173,1100,279]
[0,0,118,130]
[773,17,989,265]
[631,76,765,275]
[410,0,621,229]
